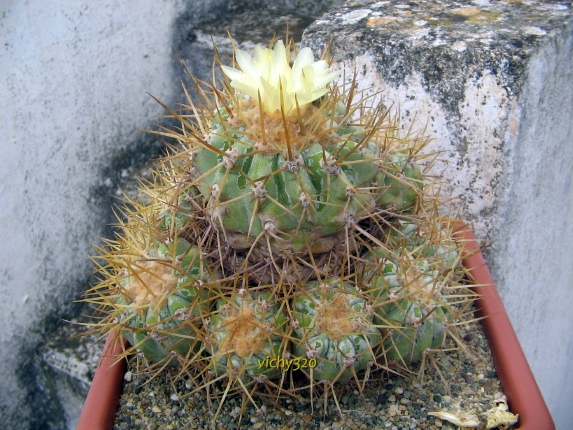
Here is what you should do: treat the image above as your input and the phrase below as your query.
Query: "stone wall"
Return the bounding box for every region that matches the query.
[303,1,572,428]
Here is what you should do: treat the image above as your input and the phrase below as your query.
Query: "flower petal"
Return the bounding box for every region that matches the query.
[221,65,244,82]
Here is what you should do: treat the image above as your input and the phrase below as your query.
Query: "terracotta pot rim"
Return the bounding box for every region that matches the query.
[451,221,554,430]
[76,222,554,430]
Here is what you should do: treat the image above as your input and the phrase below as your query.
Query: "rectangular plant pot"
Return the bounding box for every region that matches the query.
[76,223,555,430]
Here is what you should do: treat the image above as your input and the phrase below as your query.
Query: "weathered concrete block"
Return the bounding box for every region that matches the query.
[303,1,572,428]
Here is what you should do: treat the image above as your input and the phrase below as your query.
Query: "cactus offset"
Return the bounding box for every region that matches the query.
[292,279,380,383]
[86,196,217,367]
[361,218,470,368]
[118,239,213,363]
[207,288,288,382]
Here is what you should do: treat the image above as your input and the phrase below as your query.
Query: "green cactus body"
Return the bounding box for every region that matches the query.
[118,239,211,363]
[158,188,196,234]
[364,255,402,317]
[375,153,423,213]
[191,102,384,256]
[292,280,380,382]
[387,219,460,272]
[363,246,450,363]
[208,289,287,381]
[383,301,448,364]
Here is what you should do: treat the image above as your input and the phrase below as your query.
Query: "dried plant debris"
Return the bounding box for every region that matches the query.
[486,396,519,430]
[428,410,480,428]
[428,395,518,430]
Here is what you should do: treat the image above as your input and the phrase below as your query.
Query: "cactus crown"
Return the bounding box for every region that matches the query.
[122,260,177,307]
[218,305,263,357]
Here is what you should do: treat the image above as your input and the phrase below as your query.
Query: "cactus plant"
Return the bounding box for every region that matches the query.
[117,238,212,364]
[361,219,468,367]
[86,196,216,367]
[207,288,288,382]
[84,35,479,425]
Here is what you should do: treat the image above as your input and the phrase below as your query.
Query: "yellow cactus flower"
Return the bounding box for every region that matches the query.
[221,40,339,117]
